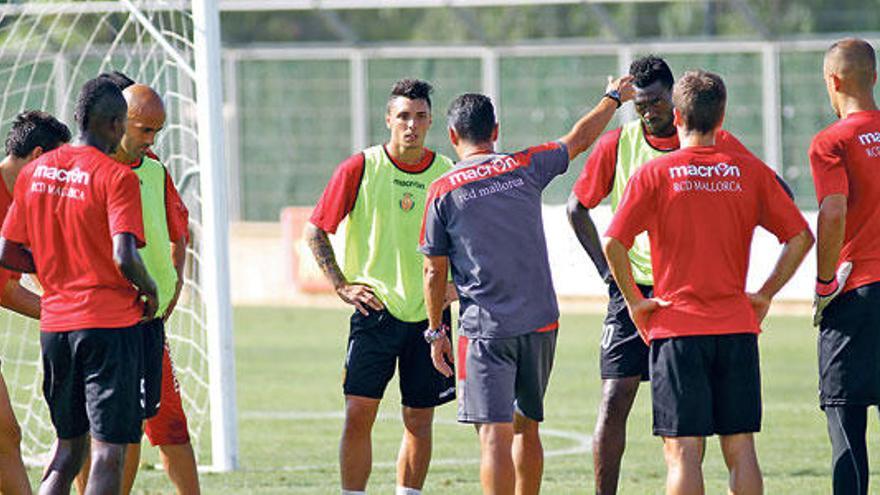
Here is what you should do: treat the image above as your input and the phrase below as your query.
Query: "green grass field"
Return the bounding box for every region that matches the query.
[40,307,880,493]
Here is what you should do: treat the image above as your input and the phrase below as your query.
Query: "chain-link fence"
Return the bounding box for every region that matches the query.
[223,38,880,220]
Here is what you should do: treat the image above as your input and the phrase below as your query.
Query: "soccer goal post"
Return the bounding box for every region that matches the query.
[0,0,238,471]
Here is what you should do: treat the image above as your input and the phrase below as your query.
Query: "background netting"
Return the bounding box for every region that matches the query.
[0,0,211,465]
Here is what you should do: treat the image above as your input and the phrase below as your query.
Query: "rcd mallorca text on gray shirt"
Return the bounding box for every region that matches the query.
[420,141,569,339]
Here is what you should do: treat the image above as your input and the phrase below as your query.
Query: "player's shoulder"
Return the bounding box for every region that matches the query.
[22,145,65,175]
[423,148,455,172]
[810,117,861,152]
[596,126,624,149]
[336,149,367,172]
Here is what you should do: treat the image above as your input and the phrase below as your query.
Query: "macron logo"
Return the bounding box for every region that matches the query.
[668,162,741,179]
[33,165,90,185]
[858,131,880,145]
[448,156,520,186]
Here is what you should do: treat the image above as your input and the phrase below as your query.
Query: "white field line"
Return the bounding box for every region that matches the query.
[242,410,591,472]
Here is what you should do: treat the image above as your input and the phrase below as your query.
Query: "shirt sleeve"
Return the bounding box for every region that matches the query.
[107,167,146,247]
[309,152,365,234]
[716,129,753,156]
[164,171,189,242]
[809,129,848,205]
[605,168,655,249]
[418,185,451,256]
[513,141,569,190]
[1,199,27,245]
[759,167,809,243]
[572,129,620,208]
[1,171,30,245]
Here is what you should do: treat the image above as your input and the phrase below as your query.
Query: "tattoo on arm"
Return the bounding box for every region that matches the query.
[305,224,347,289]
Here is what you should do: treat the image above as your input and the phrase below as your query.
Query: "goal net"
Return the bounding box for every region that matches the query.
[0,0,231,468]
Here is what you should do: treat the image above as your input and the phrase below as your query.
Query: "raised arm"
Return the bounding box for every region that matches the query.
[559,76,635,161]
[113,232,158,320]
[566,193,611,282]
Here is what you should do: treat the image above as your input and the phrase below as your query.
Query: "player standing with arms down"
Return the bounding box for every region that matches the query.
[74,75,199,495]
[0,77,158,495]
[305,79,457,495]
[604,70,813,495]
[0,111,70,495]
[420,75,634,495]
[567,56,749,494]
[809,38,880,495]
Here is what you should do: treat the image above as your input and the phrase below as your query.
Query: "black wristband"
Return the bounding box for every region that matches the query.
[603,91,622,109]
[816,275,834,284]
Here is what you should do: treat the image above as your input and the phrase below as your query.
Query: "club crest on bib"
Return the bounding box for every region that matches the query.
[400,192,415,212]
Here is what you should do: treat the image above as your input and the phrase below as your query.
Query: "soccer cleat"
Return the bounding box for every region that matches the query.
[813,261,853,327]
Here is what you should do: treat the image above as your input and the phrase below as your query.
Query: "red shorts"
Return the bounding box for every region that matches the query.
[143,341,191,446]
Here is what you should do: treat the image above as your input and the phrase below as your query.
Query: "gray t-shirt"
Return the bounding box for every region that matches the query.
[419,141,569,339]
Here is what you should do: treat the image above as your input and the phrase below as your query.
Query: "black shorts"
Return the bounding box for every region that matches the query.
[142,318,165,419]
[41,324,145,444]
[343,308,456,409]
[600,282,653,381]
[650,333,761,437]
[818,282,880,407]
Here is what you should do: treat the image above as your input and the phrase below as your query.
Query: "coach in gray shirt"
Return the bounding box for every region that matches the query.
[419,76,634,495]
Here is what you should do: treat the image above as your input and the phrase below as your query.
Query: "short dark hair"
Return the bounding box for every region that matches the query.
[5,111,71,158]
[629,55,674,90]
[387,78,433,111]
[826,38,877,89]
[446,93,496,144]
[74,76,127,133]
[99,70,136,91]
[672,70,726,134]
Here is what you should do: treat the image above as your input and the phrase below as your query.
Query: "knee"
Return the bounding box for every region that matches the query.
[720,434,757,466]
[90,444,125,472]
[480,424,514,452]
[48,438,88,478]
[402,408,433,439]
[343,401,378,437]
[513,414,539,440]
[663,438,702,469]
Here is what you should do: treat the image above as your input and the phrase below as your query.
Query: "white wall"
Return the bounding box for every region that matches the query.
[230,206,818,305]
[545,204,818,300]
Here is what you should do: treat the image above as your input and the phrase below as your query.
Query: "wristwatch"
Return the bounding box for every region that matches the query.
[603,89,622,108]
[423,324,449,344]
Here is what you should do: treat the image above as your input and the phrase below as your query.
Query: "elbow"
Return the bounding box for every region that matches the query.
[423,263,441,282]
[601,236,615,258]
[303,222,319,241]
[819,198,847,225]
[798,228,816,251]
[565,193,582,221]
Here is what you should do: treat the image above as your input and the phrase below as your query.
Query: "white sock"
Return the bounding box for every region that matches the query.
[395,487,422,495]
[341,491,366,495]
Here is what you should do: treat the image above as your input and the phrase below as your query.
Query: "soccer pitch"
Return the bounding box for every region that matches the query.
[57,306,880,493]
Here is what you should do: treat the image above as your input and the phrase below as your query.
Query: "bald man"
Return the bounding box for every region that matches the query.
[75,82,199,494]
[810,38,880,495]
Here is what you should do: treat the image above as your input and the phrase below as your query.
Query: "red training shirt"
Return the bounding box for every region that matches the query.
[573,126,748,208]
[310,145,436,234]
[0,174,21,297]
[606,145,808,341]
[1,144,146,332]
[810,110,880,293]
